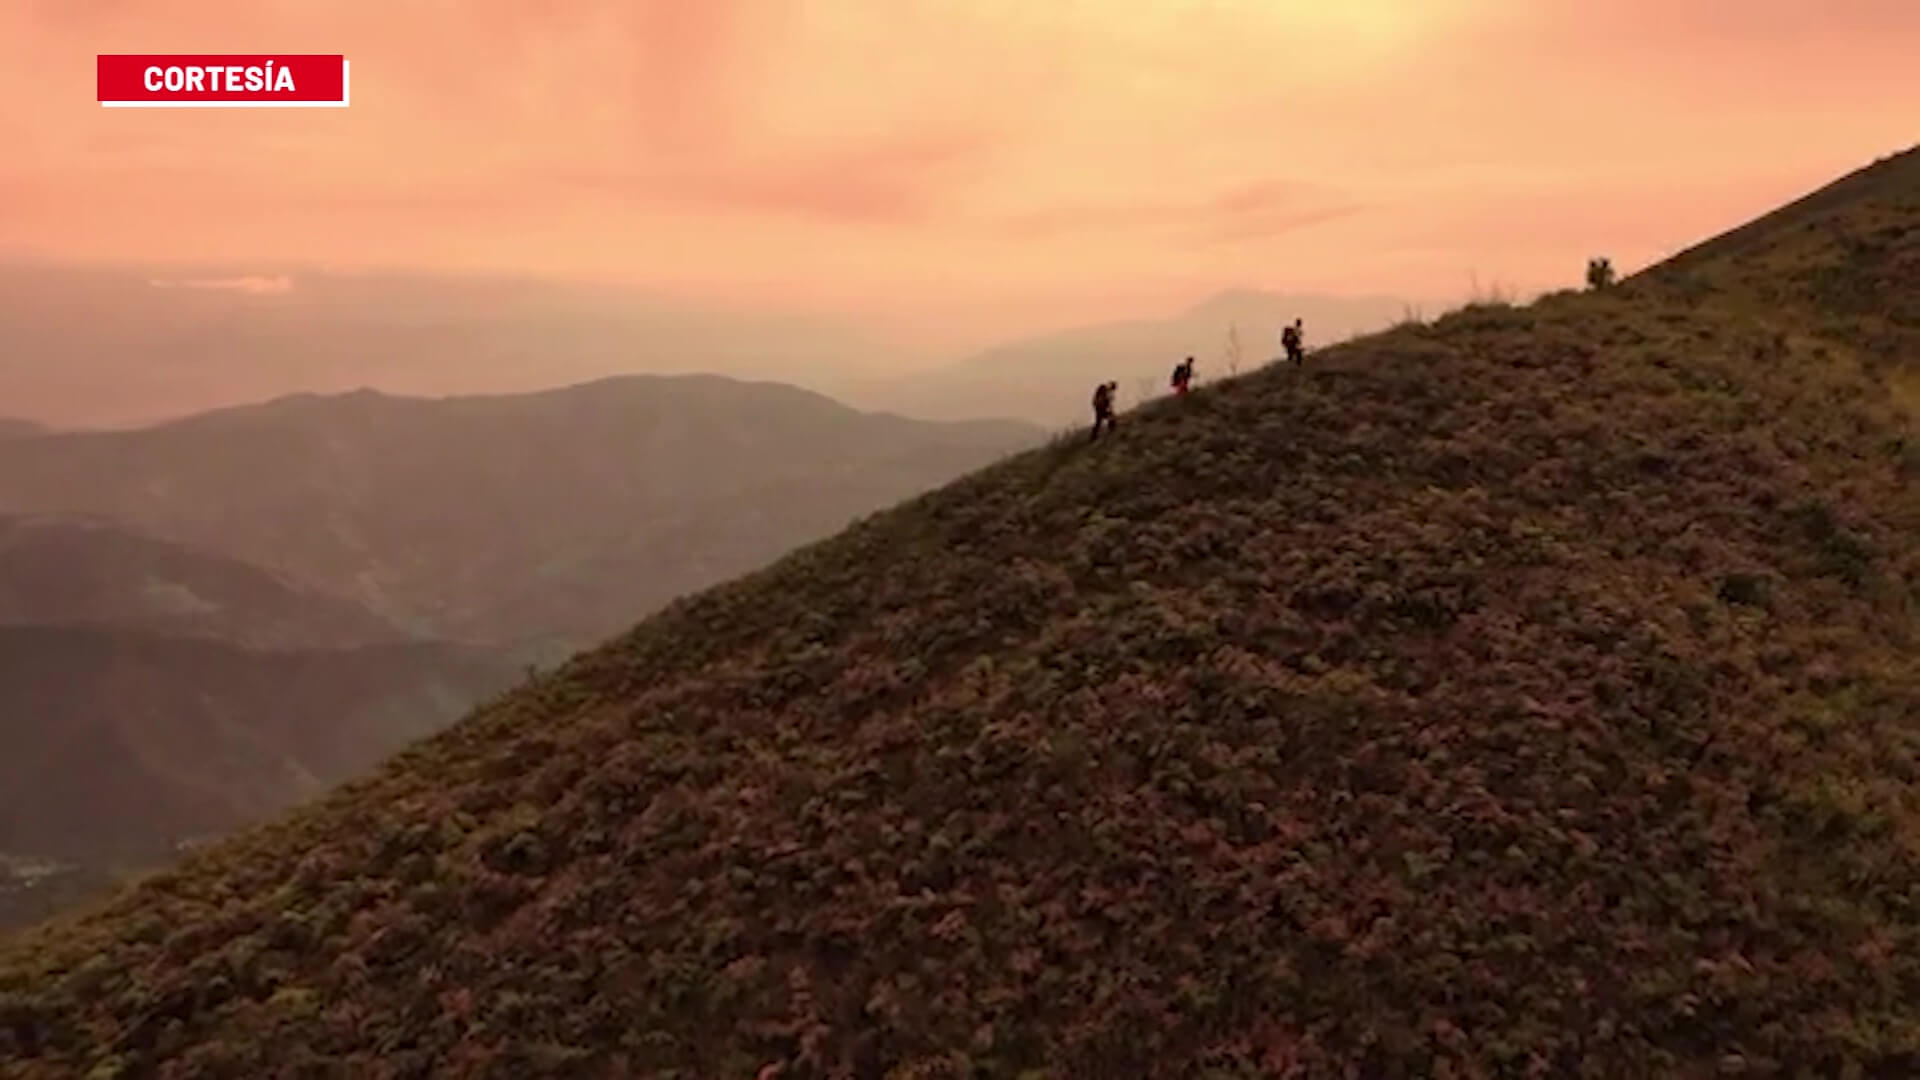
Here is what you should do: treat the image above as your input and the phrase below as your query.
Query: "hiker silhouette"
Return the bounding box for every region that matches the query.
[1170,357,1195,396]
[1281,319,1305,366]
[1089,381,1118,441]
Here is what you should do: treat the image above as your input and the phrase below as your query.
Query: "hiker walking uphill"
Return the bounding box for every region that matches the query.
[1281,319,1305,366]
[1170,356,1195,396]
[1089,381,1118,441]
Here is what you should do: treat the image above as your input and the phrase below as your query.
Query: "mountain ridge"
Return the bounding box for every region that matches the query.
[0,261,911,429]
[1649,144,1920,275]
[0,374,1043,647]
[836,290,1413,426]
[2,148,1917,1075]
[0,513,406,650]
[150,373,1026,435]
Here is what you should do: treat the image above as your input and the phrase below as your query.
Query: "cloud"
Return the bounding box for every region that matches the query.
[554,125,1002,224]
[148,275,294,295]
[1002,179,1371,247]
[623,1,760,155]
[3,0,1918,323]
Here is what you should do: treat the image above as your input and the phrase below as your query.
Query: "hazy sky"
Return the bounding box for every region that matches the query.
[4,0,1916,340]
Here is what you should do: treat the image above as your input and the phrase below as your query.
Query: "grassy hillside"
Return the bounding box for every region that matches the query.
[1633,143,1920,404]
[1,152,1918,1075]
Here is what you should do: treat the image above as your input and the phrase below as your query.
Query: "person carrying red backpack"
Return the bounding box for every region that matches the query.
[1170,356,1195,395]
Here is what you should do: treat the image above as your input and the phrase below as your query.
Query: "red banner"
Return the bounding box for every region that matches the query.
[97,55,348,107]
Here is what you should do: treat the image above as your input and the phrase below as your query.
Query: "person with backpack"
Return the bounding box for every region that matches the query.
[1089,381,1118,441]
[1281,319,1305,366]
[1170,356,1195,396]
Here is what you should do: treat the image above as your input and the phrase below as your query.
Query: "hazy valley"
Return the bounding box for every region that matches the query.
[0,374,1042,931]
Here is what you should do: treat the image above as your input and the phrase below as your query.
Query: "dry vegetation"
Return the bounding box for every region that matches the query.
[1,148,1917,1078]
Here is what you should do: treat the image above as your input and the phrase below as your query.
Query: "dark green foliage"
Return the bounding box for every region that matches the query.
[2,149,1919,1077]
[1714,573,1771,609]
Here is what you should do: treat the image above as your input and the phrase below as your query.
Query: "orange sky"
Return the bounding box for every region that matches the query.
[4,0,1917,343]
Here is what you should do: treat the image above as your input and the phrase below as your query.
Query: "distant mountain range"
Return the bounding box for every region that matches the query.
[0,513,407,649]
[0,418,43,439]
[0,261,910,429]
[0,261,1419,433]
[0,374,1042,647]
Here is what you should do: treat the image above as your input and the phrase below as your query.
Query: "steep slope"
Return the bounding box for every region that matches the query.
[0,627,518,871]
[1634,142,1920,394]
[1645,145,1920,286]
[840,289,1410,426]
[3,158,1919,1075]
[0,514,404,649]
[0,375,1040,647]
